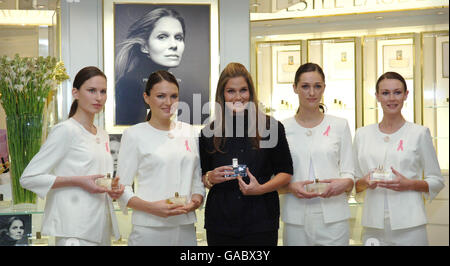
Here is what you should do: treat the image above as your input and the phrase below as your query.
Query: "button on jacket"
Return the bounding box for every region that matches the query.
[20,118,120,243]
[281,115,355,225]
[199,117,293,237]
[117,121,205,227]
[353,122,444,230]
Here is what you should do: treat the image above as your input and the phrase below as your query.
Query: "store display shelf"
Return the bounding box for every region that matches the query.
[424,105,449,109]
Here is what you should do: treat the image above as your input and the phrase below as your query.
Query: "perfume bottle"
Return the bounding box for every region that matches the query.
[28,232,49,246]
[95,173,112,190]
[370,165,393,182]
[305,178,328,194]
[0,193,11,209]
[224,158,247,178]
[166,192,187,205]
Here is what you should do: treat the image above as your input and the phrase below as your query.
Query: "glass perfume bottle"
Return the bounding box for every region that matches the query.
[28,232,49,246]
[95,173,112,190]
[305,178,328,194]
[0,193,11,209]
[370,165,393,182]
[224,158,247,178]
[166,192,187,205]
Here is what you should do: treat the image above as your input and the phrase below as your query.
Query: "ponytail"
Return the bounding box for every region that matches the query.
[69,100,78,118]
[70,66,106,118]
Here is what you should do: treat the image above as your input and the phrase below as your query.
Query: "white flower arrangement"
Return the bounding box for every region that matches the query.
[0,54,69,205]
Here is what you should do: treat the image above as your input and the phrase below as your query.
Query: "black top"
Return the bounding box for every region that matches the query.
[199,115,293,237]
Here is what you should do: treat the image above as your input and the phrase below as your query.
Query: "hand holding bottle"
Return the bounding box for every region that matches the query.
[107,177,125,199]
[288,180,321,199]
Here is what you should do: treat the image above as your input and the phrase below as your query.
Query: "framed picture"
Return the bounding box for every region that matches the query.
[103,0,219,134]
[323,41,355,81]
[109,134,122,177]
[382,44,414,79]
[277,50,300,84]
[0,214,32,246]
[443,41,449,78]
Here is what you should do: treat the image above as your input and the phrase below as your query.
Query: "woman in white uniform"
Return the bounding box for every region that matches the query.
[280,63,355,246]
[354,72,444,246]
[117,70,205,246]
[20,66,124,246]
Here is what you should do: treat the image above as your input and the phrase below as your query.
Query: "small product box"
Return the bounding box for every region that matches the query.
[224,158,247,178]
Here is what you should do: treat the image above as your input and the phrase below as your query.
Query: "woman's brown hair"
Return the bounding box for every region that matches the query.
[210,62,263,153]
[69,66,107,118]
[144,70,180,121]
[375,71,407,93]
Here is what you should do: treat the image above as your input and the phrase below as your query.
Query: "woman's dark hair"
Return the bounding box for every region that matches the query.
[144,70,180,121]
[294,62,327,113]
[376,71,407,93]
[69,66,107,118]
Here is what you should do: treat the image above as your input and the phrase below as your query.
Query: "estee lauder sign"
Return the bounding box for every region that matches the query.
[251,0,448,21]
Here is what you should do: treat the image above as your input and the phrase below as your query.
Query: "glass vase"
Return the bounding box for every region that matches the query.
[5,113,44,208]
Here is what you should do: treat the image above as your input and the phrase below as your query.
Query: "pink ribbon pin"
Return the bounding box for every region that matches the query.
[397,140,404,151]
[323,125,330,136]
[105,142,110,153]
[185,140,191,152]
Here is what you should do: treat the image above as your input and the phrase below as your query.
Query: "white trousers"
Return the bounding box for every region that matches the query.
[362,216,428,246]
[55,214,112,246]
[128,224,197,246]
[283,199,350,246]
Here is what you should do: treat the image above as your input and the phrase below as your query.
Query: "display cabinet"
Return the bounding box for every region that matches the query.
[255,40,302,121]
[308,37,357,136]
[362,34,416,126]
[421,31,449,172]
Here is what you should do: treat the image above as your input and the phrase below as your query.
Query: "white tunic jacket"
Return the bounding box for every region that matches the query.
[20,118,120,243]
[281,115,355,225]
[353,122,445,230]
[117,121,205,227]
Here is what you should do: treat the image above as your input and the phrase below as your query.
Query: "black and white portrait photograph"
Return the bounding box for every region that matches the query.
[114,3,211,126]
[109,134,122,177]
[0,214,31,246]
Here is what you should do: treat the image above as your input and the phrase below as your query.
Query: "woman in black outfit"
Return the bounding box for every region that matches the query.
[199,62,293,246]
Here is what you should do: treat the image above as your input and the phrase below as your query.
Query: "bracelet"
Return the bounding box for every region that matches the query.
[205,171,213,187]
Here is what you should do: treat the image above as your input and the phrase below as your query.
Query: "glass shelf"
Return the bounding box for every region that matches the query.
[424,105,449,109]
